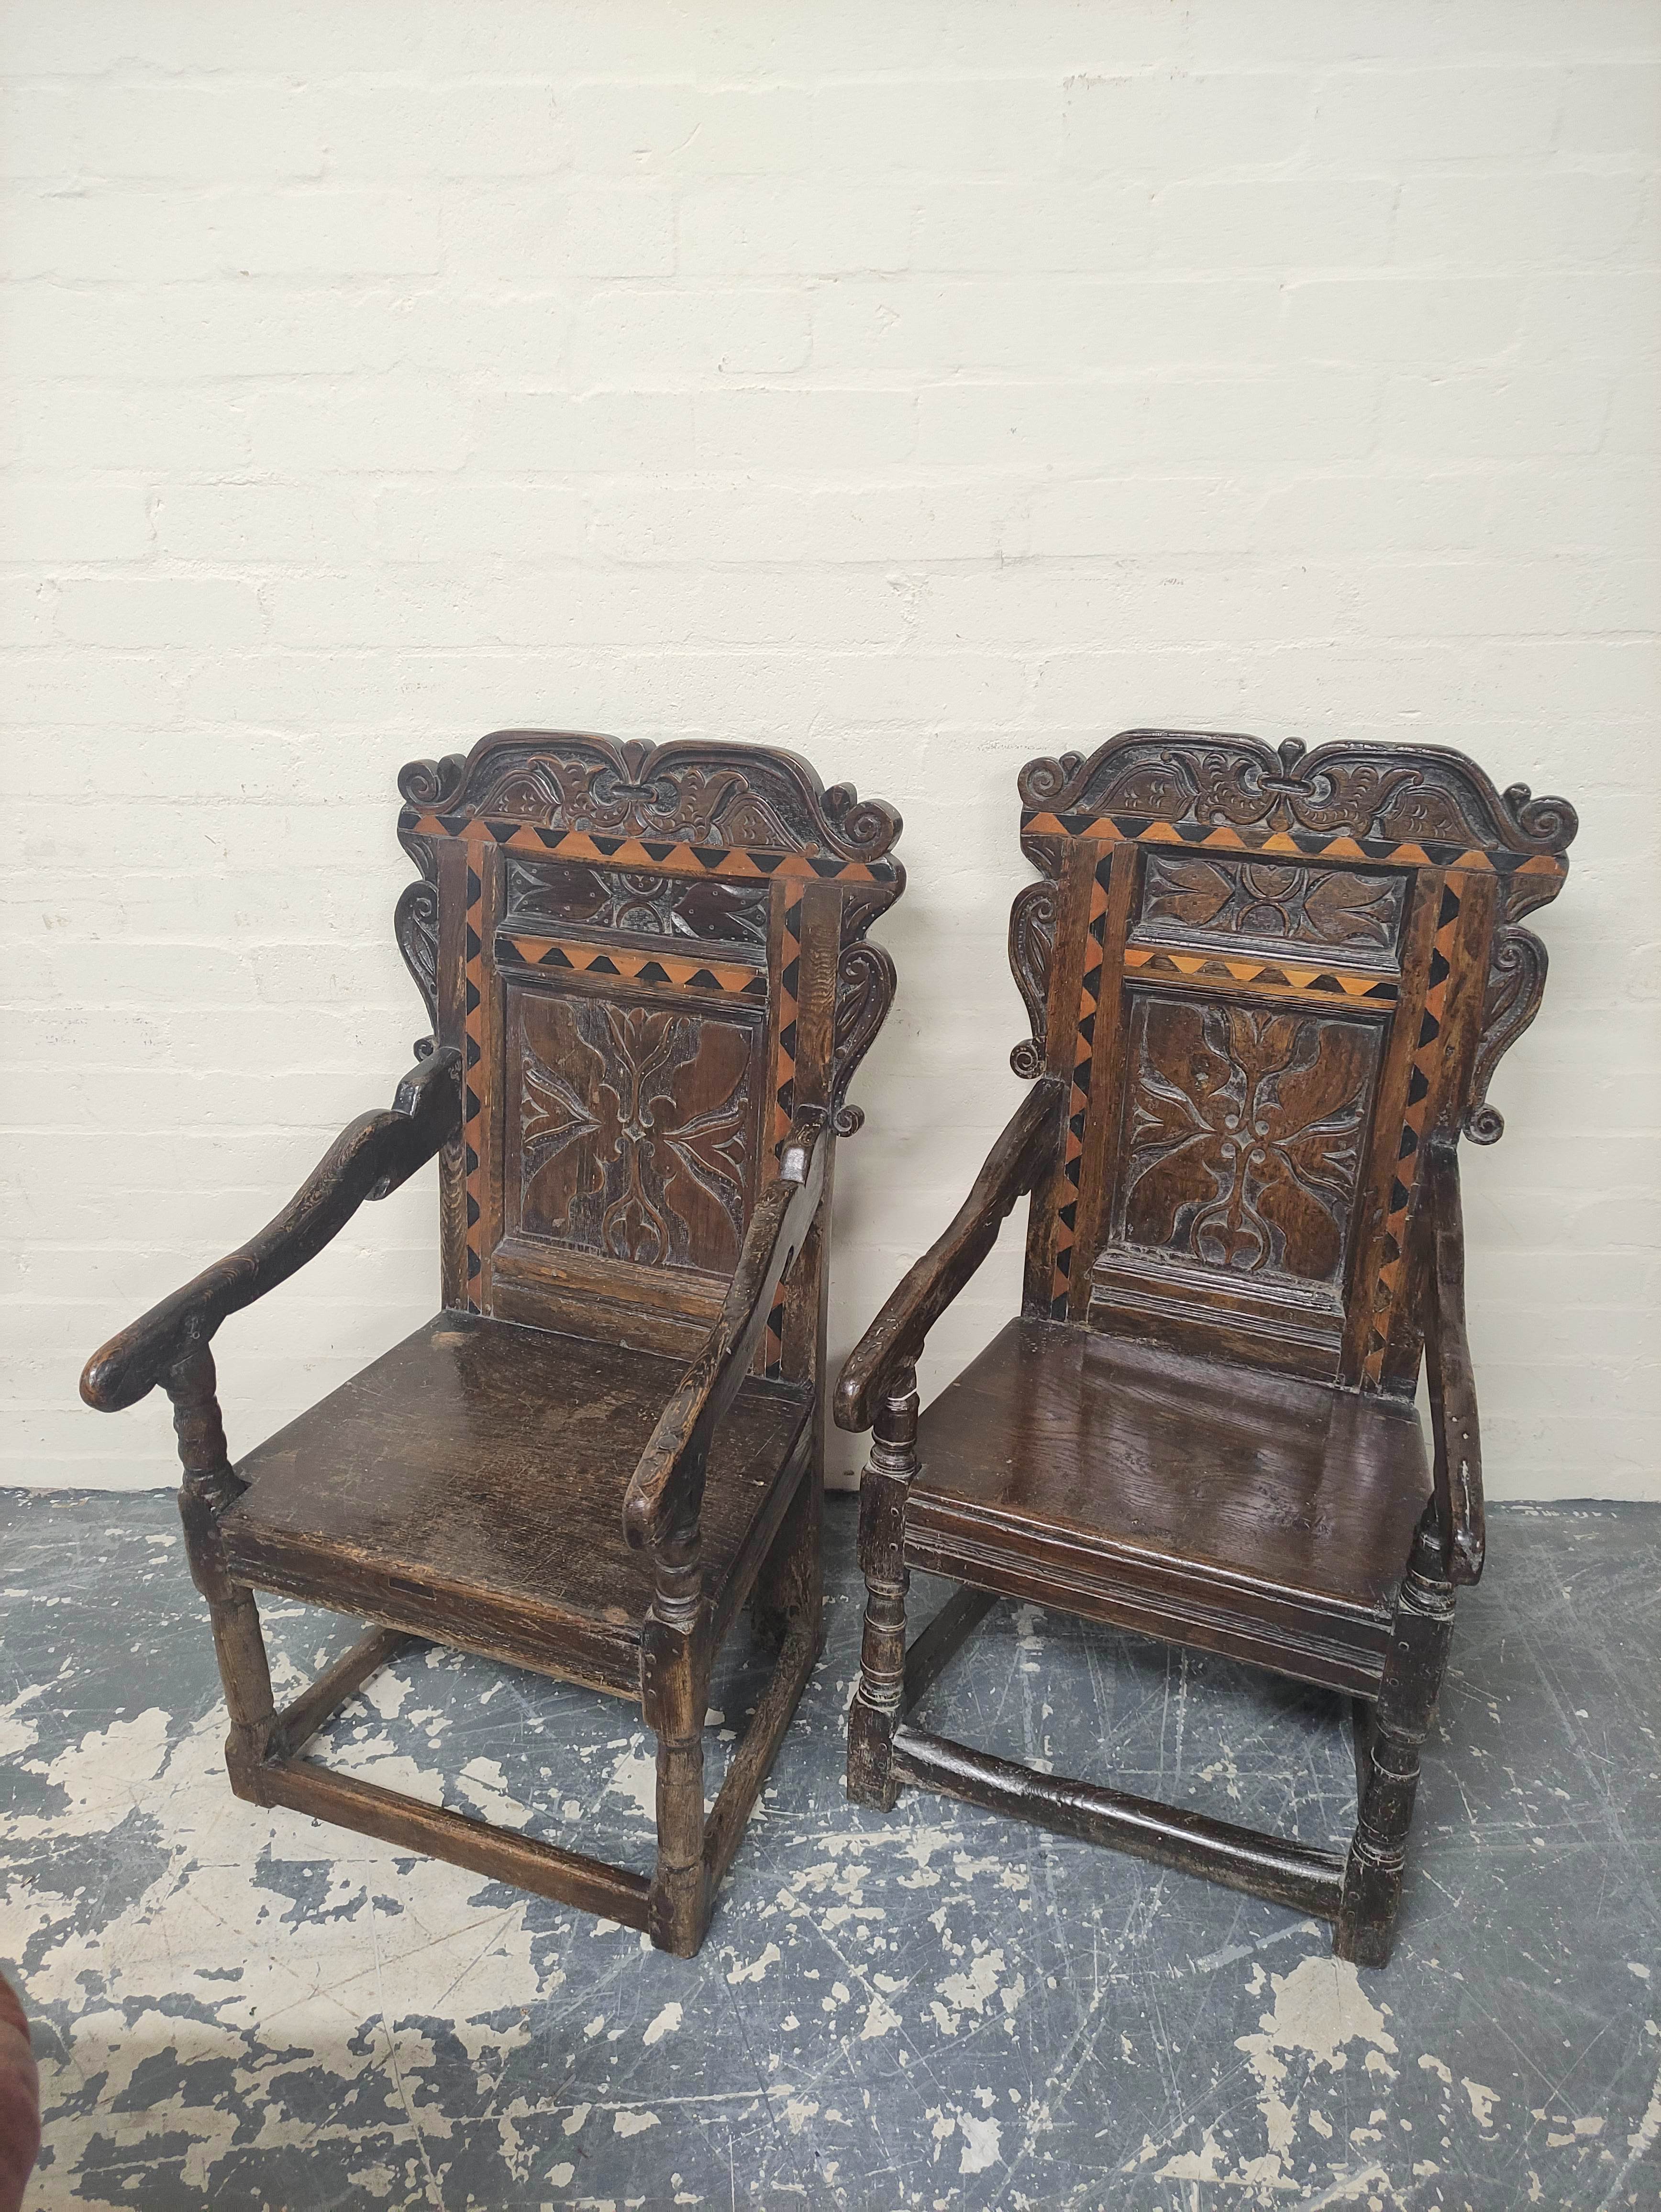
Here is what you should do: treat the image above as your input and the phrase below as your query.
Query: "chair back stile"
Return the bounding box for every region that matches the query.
[1008,734,1576,1396]
[393,734,904,1374]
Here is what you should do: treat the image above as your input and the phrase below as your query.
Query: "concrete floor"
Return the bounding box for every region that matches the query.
[0,1489,1656,2212]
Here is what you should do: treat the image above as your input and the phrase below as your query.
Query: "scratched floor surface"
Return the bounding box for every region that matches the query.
[0,1490,1656,2212]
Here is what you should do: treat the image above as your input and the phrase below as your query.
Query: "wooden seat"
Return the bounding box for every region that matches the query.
[906,1320,1428,1698]
[82,733,903,1955]
[219,1314,813,1698]
[838,731,1574,1968]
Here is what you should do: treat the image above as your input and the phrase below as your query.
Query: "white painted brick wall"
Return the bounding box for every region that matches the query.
[2,1,1656,1498]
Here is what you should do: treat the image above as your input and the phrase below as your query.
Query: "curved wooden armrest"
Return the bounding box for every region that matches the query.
[1423,1142,1484,1586]
[834,1077,1064,1435]
[80,1049,462,1415]
[623,1114,828,1559]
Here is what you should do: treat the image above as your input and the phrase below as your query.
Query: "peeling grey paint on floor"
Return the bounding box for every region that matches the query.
[1,1491,1657,2211]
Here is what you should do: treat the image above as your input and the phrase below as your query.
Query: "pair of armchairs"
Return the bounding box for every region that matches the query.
[82,730,1573,1967]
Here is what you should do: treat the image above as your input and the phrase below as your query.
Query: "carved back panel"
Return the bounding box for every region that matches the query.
[1008,733,1575,1391]
[396,734,903,1364]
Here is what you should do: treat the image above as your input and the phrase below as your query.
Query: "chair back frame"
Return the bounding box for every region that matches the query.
[395,733,905,1378]
[1007,732,1575,1393]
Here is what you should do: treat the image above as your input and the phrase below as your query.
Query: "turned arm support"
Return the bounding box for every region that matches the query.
[80,1049,462,1415]
[622,1113,829,1563]
[1422,1142,1484,1587]
[834,1077,1064,1436]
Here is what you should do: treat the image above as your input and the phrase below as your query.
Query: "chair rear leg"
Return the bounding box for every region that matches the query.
[847,1365,918,1812]
[749,1458,822,1656]
[699,1479,822,1910]
[1336,1515,1456,1968]
[167,1346,278,1800]
[783,1461,825,1655]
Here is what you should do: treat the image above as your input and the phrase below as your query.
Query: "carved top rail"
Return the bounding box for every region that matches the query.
[395,733,905,1069]
[1018,732,1576,884]
[399,732,903,872]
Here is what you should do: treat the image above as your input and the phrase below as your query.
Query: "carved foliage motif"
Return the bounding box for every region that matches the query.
[393,830,440,1036]
[400,735,900,861]
[830,941,897,1136]
[510,992,755,1272]
[1020,735,1578,856]
[1188,744,1426,839]
[395,879,439,1026]
[1113,998,1383,1288]
[506,857,771,949]
[1135,855,1406,966]
[1462,925,1548,1145]
[1008,881,1059,1078]
[487,756,781,844]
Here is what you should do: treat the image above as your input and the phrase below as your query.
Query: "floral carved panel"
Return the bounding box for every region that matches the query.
[1109,996,1384,1289]
[506,989,758,1273]
[1133,855,1406,971]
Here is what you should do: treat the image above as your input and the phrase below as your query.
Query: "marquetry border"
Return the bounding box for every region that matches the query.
[401,809,900,887]
[1361,880,1463,1385]
[1022,808,1568,886]
[1050,852,1112,1322]
[461,857,487,1314]
[498,934,769,1001]
[763,885,807,1378]
[1122,945,1399,1006]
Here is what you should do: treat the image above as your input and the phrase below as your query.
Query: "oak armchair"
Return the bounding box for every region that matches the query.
[837,731,1573,1967]
[83,733,904,1957]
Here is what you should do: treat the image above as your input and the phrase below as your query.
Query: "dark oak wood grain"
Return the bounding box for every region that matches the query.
[80,732,904,1958]
[904,1320,1429,1697]
[262,1759,653,1929]
[839,730,1573,1969]
[890,1730,1348,1920]
[217,1312,811,1695]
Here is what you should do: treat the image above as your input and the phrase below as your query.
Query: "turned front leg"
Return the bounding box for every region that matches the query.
[1337,1515,1456,1968]
[847,1363,918,1812]
[642,1543,711,1957]
[166,1345,277,1799]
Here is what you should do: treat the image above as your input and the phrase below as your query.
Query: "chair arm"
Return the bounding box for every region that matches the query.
[79,1049,462,1415]
[834,1077,1065,1435]
[622,1114,828,1559]
[1422,1142,1484,1586]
